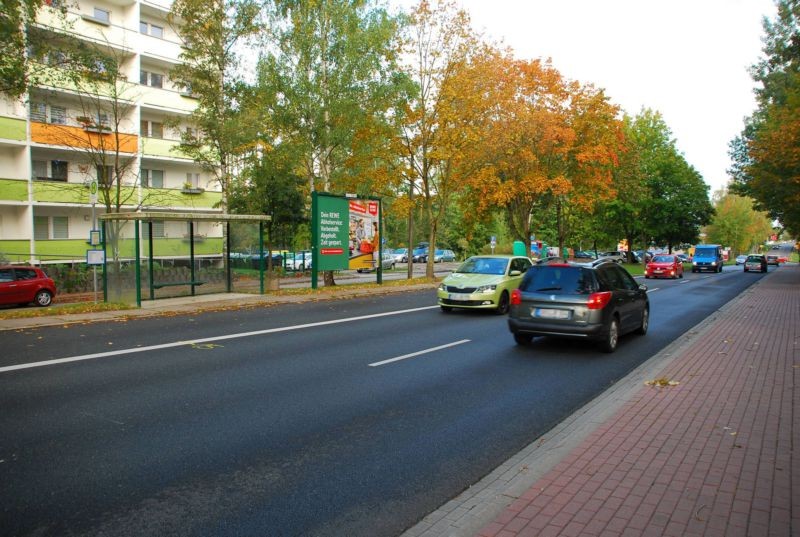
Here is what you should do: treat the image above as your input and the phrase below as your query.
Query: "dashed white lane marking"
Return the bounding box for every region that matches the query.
[369,339,471,367]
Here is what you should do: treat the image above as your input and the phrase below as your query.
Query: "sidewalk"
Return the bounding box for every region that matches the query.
[405,264,799,537]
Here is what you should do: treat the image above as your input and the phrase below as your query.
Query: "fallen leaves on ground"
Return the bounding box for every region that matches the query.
[645,377,680,387]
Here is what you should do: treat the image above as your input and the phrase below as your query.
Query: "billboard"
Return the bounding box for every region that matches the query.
[312,193,382,286]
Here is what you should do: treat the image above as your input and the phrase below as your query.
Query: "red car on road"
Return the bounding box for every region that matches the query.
[0,265,57,307]
[645,254,684,279]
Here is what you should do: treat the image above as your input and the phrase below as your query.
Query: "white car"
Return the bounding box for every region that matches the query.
[392,248,408,263]
[286,251,312,270]
[598,251,626,264]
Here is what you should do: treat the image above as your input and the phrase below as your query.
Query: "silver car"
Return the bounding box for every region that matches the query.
[508,259,649,352]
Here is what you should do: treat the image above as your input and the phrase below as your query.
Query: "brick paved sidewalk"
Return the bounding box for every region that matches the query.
[477,265,799,537]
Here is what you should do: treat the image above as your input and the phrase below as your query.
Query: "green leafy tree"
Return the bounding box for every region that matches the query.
[398,0,476,278]
[168,0,262,211]
[1,0,45,98]
[705,191,774,255]
[257,0,411,285]
[730,0,800,236]
[644,155,713,251]
[229,147,307,271]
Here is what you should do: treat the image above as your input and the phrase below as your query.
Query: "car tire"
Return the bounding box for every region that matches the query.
[495,291,510,315]
[514,333,532,345]
[440,305,452,313]
[635,307,649,335]
[600,317,619,353]
[679,272,683,278]
[34,290,53,307]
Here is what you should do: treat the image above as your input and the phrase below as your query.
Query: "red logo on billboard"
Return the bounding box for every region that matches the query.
[349,201,367,214]
[368,201,378,215]
[321,248,344,255]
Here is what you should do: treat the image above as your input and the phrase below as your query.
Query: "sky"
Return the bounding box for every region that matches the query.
[392,0,778,195]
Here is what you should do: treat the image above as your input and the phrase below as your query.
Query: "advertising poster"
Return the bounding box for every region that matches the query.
[348,199,380,271]
[316,195,349,271]
[314,195,381,273]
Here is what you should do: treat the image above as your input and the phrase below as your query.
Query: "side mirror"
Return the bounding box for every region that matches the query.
[639,284,648,292]
[509,270,522,276]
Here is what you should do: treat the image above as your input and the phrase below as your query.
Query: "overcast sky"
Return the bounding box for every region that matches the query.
[392,0,777,194]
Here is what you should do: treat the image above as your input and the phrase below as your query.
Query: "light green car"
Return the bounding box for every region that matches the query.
[437,255,533,314]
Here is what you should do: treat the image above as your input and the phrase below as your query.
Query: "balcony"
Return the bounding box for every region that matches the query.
[31,122,138,153]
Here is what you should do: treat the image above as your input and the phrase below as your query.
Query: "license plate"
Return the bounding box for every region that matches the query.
[534,308,570,320]
[449,293,470,301]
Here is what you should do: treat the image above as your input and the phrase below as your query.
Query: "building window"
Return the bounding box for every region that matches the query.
[152,220,165,238]
[141,120,163,139]
[30,102,46,122]
[34,216,70,239]
[140,21,163,38]
[51,160,68,181]
[93,7,110,23]
[97,165,113,185]
[50,106,66,124]
[52,216,69,239]
[34,217,49,240]
[32,161,47,180]
[186,172,199,188]
[140,70,163,88]
[141,168,164,188]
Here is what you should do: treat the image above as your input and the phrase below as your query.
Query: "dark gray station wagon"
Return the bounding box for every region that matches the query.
[508,260,649,352]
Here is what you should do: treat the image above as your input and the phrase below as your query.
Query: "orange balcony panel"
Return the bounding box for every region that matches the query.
[31,122,138,153]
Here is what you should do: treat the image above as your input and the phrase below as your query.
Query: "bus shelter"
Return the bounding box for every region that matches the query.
[98,212,271,306]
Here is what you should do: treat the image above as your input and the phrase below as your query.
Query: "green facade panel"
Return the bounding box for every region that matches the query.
[143,187,222,209]
[0,240,31,263]
[0,178,29,201]
[0,117,26,141]
[141,137,190,158]
[33,182,90,203]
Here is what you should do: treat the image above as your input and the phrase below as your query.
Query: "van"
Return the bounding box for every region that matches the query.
[691,244,724,273]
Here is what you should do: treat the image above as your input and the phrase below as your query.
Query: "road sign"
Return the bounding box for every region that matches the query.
[89,180,98,204]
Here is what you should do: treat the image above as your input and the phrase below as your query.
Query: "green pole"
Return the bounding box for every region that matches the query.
[101,220,107,302]
[189,221,196,296]
[377,197,383,285]
[148,221,154,301]
[226,221,232,292]
[135,219,141,307]
[311,191,318,290]
[259,221,265,294]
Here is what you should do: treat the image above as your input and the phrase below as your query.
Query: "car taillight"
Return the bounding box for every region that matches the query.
[587,291,612,310]
[511,289,522,305]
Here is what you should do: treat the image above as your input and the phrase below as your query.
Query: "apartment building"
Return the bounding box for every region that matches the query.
[0,0,223,265]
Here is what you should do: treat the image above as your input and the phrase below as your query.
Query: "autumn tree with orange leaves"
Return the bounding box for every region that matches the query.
[398,0,477,279]
[455,48,622,255]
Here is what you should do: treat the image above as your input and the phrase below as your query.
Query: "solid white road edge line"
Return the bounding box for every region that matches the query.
[0,305,441,374]
[369,339,471,367]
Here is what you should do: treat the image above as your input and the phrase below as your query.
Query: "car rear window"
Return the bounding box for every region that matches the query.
[519,266,596,294]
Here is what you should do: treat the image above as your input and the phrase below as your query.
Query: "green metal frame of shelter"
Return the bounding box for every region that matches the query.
[98,212,271,307]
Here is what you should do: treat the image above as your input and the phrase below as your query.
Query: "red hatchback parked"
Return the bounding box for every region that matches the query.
[645,254,684,279]
[0,265,57,307]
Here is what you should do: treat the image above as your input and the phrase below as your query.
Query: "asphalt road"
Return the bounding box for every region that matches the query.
[0,263,774,536]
